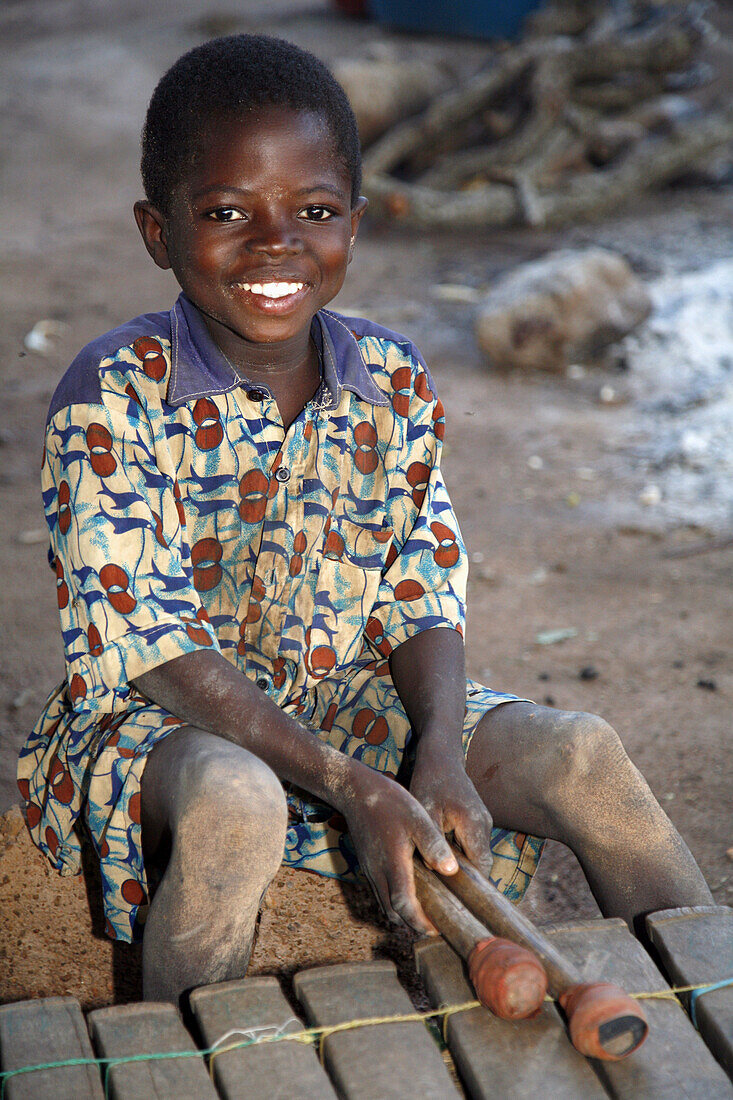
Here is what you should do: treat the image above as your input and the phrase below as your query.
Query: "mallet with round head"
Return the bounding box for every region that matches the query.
[435,847,649,1061]
[412,859,548,1020]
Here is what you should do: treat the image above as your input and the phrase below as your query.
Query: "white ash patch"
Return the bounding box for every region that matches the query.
[619,260,733,530]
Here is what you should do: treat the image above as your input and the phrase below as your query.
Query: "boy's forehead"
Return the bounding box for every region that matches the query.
[164,104,356,213]
[193,105,342,171]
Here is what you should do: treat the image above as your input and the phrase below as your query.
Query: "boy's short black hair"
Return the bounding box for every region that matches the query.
[141,34,362,213]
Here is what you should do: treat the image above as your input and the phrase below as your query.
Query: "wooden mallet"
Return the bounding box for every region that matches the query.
[434,846,649,1061]
[412,859,548,1020]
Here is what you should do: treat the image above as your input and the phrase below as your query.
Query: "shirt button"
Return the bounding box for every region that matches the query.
[255,676,271,692]
[275,466,291,483]
[247,387,268,401]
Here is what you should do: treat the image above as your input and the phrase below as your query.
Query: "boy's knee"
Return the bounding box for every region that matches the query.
[174,746,287,870]
[542,709,626,791]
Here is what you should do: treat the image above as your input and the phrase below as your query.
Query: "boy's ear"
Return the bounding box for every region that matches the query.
[349,196,368,263]
[134,201,172,271]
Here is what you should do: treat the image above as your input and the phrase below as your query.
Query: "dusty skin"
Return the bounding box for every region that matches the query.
[1,0,732,1008]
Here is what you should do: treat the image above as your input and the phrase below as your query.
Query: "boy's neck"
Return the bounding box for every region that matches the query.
[201,309,315,385]
[198,308,322,430]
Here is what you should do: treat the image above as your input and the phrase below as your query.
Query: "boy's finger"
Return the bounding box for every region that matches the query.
[364,862,433,934]
[387,859,436,934]
[413,816,459,877]
[420,800,446,840]
[363,866,393,923]
[452,803,495,877]
[389,891,434,934]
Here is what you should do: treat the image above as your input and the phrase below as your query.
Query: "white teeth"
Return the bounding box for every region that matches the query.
[240,281,304,299]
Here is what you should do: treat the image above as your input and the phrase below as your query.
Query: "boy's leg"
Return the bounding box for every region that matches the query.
[140,726,287,1003]
[466,702,712,931]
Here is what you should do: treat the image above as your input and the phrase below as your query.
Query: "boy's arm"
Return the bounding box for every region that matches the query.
[132,649,458,930]
[389,626,496,877]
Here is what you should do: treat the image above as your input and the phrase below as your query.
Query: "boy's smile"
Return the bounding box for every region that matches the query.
[135,106,366,377]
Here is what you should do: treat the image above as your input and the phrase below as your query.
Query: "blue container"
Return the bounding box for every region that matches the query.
[368,0,546,40]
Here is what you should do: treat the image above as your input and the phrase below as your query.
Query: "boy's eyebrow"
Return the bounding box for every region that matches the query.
[192,183,347,201]
[292,184,346,199]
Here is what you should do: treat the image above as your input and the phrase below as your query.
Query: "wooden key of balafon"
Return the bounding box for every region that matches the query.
[434,846,649,1061]
[412,860,547,1020]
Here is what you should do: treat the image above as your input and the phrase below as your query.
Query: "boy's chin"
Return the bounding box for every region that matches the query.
[192,299,310,344]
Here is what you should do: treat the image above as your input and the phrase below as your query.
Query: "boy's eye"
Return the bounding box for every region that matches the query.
[207,208,245,222]
[299,205,335,222]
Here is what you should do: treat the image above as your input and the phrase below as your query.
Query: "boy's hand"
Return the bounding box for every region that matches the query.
[409,747,495,880]
[341,768,458,933]
[388,629,493,876]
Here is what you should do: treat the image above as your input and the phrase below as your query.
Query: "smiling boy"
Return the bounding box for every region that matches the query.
[18,35,711,1004]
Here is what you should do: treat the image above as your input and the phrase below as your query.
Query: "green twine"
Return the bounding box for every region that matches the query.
[690,977,733,1029]
[0,1039,284,1100]
[0,1007,473,1100]
[3,976,732,1096]
[0,1001,482,1098]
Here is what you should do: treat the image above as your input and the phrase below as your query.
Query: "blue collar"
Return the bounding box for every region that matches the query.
[166,294,388,408]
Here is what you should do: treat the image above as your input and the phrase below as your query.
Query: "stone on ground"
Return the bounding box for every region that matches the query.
[475,247,652,371]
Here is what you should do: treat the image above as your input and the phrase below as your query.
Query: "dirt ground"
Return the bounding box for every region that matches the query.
[0,0,731,1010]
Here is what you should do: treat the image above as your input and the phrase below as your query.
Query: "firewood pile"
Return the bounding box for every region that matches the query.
[354,0,733,228]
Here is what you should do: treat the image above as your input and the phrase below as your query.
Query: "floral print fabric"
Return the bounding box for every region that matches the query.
[18,295,542,941]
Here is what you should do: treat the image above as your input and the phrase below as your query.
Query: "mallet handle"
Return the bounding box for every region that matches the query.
[413,858,492,959]
[436,847,648,1060]
[414,859,549,1021]
[437,845,582,995]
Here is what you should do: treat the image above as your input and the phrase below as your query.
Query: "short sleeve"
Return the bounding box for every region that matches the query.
[43,367,220,715]
[365,354,467,657]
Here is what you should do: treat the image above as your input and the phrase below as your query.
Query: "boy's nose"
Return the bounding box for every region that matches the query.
[247,219,303,257]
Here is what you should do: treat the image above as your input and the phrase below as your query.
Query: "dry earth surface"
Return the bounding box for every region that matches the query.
[1,0,731,1010]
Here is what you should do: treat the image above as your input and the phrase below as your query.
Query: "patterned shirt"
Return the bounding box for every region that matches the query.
[18,294,545,942]
[38,292,466,715]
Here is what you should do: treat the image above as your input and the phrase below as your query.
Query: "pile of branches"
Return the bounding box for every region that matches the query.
[362,0,733,228]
